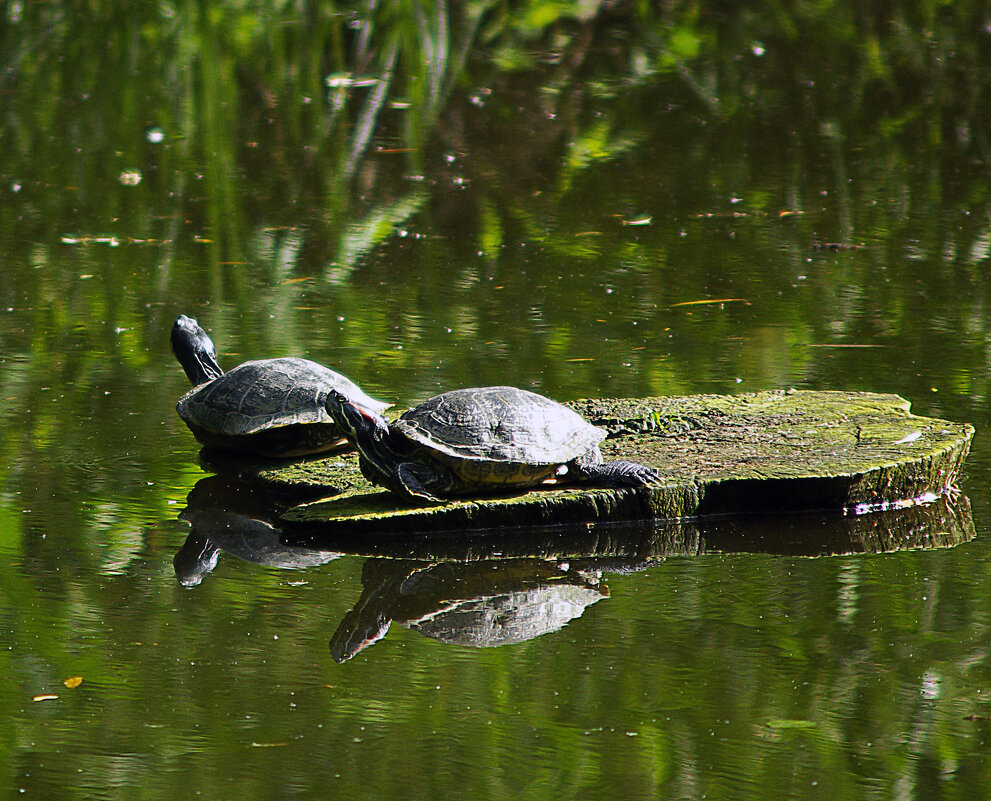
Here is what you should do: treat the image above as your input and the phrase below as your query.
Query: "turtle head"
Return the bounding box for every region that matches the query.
[327,391,403,491]
[326,389,391,442]
[171,314,224,385]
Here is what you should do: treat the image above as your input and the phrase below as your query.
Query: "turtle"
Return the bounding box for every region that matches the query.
[325,385,660,502]
[170,314,390,458]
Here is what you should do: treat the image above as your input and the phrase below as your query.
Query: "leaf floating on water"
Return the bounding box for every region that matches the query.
[622,216,652,226]
[671,298,750,308]
[60,235,168,246]
[805,343,884,349]
[765,719,816,729]
[280,277,314,285]
[64,676,83,689]
[33,694,59,702]
[810,241,863,252]
[325,73,378,89]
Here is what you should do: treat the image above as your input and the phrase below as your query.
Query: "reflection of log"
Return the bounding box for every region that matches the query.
[288,492,974,562]
[204,390,973,534]
[318,494,973,660]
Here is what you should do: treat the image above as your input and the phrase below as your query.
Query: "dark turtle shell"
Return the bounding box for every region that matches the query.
[392,386,605,483]
[177,357,389,457]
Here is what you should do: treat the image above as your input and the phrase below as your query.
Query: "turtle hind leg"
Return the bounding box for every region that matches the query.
[570,451,660,488]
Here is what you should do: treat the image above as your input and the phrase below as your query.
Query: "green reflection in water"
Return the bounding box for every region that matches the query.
[2,0,991,798]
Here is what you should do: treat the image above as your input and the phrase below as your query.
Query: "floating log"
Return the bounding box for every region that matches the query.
[201,390,974,534]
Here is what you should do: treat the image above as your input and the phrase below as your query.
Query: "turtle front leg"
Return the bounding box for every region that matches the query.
[569,449,661,488]
[394,461,460,503]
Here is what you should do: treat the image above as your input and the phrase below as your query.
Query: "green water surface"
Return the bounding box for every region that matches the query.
[2,2,991,799]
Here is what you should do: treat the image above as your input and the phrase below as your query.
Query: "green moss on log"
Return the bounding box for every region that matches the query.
[200,450,368,502]
[202,390,974,534]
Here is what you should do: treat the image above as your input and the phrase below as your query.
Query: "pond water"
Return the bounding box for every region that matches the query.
[3,3,991,799]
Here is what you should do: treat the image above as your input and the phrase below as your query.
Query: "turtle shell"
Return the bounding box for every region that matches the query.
[176,357,388,457]
[393,386,605,468]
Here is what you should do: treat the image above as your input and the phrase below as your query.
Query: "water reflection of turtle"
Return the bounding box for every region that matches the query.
[173,476,341,586]
[329,558,608,661]
[170,314,389,458]
[325,385,659,502]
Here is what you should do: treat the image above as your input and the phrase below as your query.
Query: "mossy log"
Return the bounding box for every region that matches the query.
[202,390,974,535]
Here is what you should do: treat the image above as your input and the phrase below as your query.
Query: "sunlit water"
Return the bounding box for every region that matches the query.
[3,3,991,799]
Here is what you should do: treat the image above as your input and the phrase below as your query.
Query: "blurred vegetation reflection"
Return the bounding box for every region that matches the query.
[2,1,991,798]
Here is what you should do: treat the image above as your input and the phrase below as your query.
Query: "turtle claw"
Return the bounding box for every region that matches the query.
[610,460,662,487]
[578,459,661,488]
